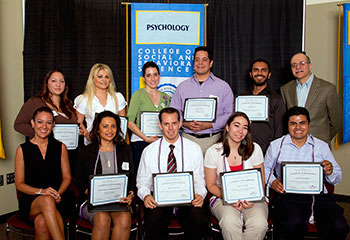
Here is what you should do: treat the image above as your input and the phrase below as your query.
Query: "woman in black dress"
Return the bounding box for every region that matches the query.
[76,111,136,240]
[15,106,71,240]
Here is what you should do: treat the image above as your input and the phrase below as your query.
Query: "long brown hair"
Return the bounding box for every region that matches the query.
[220,112,254,160]
[89,111,125,146]
[38,69,75,118]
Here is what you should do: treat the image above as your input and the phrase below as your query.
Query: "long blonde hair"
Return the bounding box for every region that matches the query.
[78,63,119,114]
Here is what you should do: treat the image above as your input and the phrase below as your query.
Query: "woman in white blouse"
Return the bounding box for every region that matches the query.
[74,63,127,145]
[204,112,268,240]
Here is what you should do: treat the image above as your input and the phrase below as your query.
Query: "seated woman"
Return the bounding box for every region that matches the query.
[204,112,268,240]
[127,61,170,171]
[76,111,136,240]
[15,106,71,240]
[74,63,127,145]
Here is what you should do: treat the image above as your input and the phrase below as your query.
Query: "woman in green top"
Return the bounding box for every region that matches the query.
[127,61,170,171]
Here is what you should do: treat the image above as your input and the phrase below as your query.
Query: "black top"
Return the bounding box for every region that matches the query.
[241,87,286,154]
[75,142,136,204]
[21,137,62,190]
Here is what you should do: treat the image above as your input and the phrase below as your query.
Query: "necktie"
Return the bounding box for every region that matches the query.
[167,144,177,173]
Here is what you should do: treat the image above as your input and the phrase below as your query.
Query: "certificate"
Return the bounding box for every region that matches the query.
[89,174,128,207]
[183,98,217,122]
[221,169,265,204]
[235,96,269,121]
[53,124,79,150]
[119,117,128,140]
[282,162,323,194]
[140,111,163,136]
[153,172,194,206]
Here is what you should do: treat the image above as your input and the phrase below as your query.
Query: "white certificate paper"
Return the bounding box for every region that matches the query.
[140,111,163,136]
[119,117,128,140]
[221,169,265,204]
[184,98,217,122]
[153,172,194,206]
[282,162,323,194]
[53,124,79,150]
[90,174,128,206]
[235,96,269,121]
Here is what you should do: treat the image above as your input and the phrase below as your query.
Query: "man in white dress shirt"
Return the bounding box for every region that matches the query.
[137,107,208,240]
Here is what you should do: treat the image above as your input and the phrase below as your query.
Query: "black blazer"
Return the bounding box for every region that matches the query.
[75,142,136,204]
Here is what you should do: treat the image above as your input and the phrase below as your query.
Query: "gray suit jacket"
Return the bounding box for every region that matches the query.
[280,76,342,145]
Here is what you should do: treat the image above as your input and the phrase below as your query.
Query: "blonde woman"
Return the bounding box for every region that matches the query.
[74,63,127,145]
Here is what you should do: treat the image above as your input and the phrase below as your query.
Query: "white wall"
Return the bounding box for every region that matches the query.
[0,0,25,215]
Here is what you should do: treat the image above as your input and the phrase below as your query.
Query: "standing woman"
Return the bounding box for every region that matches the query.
[15,106,71,240]
[127,61,170,170]
[14,69,77,138]
[74,63,127,145]
[204,112,268,240]
[76,111,135,240]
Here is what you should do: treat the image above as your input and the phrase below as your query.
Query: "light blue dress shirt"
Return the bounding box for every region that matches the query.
[264,134,342,193]
[296,73,314,107]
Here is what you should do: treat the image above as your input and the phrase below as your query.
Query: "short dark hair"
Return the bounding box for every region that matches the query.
[158,107,180,123]
[287,106,311,123]
[250,58,271,73]
[142,61,160,76]
[32,106,54,121]
[90,111,124,145]
[194,46,213,62]
[291,51,311,64]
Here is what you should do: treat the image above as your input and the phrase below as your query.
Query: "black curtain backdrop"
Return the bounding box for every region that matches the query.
[23,0,303,101]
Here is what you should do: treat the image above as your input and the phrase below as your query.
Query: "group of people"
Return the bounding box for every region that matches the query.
[13,46,348,240]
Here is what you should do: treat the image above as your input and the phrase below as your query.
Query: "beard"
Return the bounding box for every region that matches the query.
[253,75,268,86]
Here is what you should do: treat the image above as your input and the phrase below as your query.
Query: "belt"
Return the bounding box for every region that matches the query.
[186,131,221,139]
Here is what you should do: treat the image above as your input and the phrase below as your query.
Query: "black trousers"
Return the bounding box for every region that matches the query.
[144,206,208,240]
[273,193,349,240]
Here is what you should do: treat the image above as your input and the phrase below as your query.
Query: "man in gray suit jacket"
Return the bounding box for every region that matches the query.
[280,52,342,146]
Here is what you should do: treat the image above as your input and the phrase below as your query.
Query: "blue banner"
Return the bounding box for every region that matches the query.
[344,3,350,143]
[131,3,205,96]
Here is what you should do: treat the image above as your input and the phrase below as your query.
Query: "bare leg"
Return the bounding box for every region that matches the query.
[110,211,131,240]
[92,212,111,240]
[30,196,64,240]
[34,214,50,240]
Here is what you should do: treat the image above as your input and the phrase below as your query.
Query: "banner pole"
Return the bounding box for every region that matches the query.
[205,4,207,46]
[334,3,342,149]
[125,3,130,103]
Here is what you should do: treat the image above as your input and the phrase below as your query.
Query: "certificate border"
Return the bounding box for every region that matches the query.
[153,171,194,207]
[53,124,79,150]
[183,98,217,122]
[119,116,128,140]
[140,111,163,136]
[235,95,269,121]
[220,168,265,204]
[281,162,324,194]
[89,174,128,207]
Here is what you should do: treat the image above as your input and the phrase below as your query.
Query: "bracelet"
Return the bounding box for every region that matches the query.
[35,188,43,195]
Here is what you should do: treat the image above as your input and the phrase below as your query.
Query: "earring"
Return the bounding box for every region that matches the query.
[225,133,229,140]
[241,139,247,145]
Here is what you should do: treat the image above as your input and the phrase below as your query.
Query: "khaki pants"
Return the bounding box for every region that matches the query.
[211,198,268,240]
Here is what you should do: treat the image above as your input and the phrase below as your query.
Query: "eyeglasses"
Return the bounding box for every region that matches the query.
[291,61,309,68]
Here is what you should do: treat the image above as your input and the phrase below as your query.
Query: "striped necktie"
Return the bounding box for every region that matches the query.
[167,144,177,173]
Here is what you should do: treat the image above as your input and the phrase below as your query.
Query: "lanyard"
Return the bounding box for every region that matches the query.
[158,136,184,173]
[266,135,315,191]
[93,145,117,174]
[223,155,244,172]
